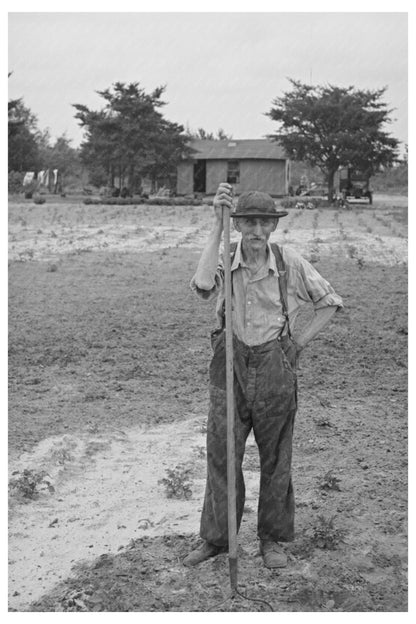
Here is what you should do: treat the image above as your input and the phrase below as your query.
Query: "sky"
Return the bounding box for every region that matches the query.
[7,9,409,154]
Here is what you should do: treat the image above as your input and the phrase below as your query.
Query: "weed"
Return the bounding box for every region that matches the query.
[309,251,320,264]
[347,245,358,259]
[158,463,193,499]
[49,446,74,465]
[310,515,346,550]
[9,468,55,500]
[314,415,333,428]
[319,470,341,491]
[346,244,364,268]
[199,419,208,434]
[192,445,206,459]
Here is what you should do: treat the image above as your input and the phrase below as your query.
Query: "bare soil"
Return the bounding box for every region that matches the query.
[8,198,408,612]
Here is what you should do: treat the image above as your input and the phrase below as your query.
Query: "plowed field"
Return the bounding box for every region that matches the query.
[8,197,408,612]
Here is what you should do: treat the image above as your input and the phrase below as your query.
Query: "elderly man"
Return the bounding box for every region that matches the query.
[183,183,343,568]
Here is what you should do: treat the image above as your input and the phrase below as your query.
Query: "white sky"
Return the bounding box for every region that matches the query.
[7,8,408,154]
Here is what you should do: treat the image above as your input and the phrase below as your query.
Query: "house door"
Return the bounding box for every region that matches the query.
[193,160,206,193]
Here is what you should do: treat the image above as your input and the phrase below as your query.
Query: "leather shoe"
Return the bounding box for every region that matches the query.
[260,540,288,568]
[183,541,227,566]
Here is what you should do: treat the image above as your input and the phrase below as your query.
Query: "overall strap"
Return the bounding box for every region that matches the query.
[270,243,292,339]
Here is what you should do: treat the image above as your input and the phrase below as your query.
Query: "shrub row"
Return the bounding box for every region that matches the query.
[280,197,331,209]
[83,196,209,206]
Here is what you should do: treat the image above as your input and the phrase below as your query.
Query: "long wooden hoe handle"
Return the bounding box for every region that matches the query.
[222,203,238,594]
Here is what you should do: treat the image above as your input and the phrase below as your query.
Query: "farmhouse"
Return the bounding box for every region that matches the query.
[177,139,289,197]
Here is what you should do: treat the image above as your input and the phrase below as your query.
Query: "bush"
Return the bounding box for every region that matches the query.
[372,163,408,194]
[310,515,346,550]
[158,463,193,499]
[8,171,24,194]
[9,468,55,500]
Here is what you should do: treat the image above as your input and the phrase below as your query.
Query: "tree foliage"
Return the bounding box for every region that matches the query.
[267,79,400,199]
[8,95,80,186]
[8,98,39,172]
[37,131,81,176]
[186,126,232,140]
[73,82,190,191]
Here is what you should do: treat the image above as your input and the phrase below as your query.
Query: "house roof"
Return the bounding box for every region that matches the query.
[186,139,287,160]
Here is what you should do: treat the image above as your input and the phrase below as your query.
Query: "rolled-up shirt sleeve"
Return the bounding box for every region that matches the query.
[190,256,224,301]
[295,255,344,310]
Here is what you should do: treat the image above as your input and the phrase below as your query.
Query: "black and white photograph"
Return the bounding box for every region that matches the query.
[7,3,409,613]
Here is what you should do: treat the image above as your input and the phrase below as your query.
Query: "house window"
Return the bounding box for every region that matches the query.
[227,160,240,184]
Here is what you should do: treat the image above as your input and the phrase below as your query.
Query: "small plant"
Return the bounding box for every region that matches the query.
[310,515,346,550]
[356,257,365,269]
[9,468,55,500]
[34,196,46,204]
[199,419,208,434]
[314,415,333,428]
[158,464,193,499]
[347,244,357,259]
[192,445,206,459]
[319,470,341,491]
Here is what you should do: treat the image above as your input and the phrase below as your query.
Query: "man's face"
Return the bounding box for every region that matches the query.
[234,217,278,252]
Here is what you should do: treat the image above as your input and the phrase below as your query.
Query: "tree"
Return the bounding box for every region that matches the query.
[144,118,191,191]
[267,79,400,200]
[36,132,81,176]
[73,82,190,191]
[8,98,40,172]
[186,126,233,140]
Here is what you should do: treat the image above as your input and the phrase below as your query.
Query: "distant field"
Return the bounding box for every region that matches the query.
[8,196,408,265]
